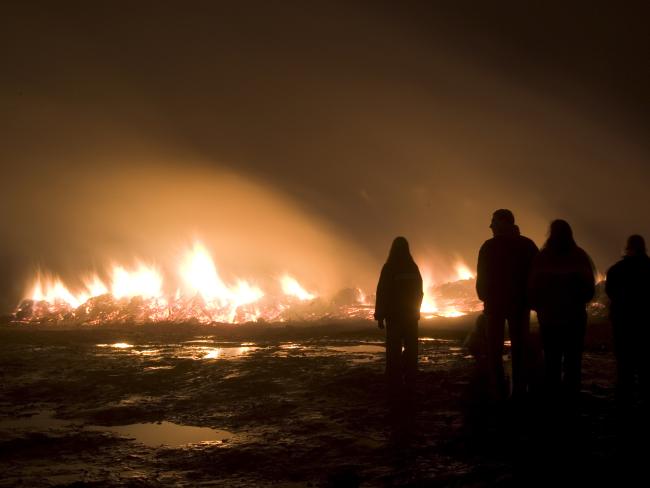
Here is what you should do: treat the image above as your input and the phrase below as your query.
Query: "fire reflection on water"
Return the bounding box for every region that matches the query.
[92,337,475,368]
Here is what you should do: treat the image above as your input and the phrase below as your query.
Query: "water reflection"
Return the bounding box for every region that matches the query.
[328,345,385,354]
[90,336,469,366]
[95,342,259,360]
[97,342,133,349]
[0,412,234,448]
[202,346,256,359]
[90,421,234,447]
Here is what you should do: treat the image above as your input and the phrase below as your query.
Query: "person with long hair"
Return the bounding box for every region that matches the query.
[605,234,650,407]
[529,220,595,402]
[374,236,424,391]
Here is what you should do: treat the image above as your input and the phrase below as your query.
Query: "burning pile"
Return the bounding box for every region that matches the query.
[13,243,481,325]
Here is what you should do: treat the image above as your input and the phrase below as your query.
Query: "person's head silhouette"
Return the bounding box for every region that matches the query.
[625,234,646,256]
[489,209,515,236]
[387,236,413,264]
[544,219,576,254]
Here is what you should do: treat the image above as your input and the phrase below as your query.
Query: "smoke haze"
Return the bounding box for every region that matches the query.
[1,1,648,311]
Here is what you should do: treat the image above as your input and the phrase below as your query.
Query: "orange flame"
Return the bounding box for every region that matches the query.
[280,275,316,301]
[21,243,479,324]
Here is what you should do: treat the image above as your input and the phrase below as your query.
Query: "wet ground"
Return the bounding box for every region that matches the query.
[0,319,642,487]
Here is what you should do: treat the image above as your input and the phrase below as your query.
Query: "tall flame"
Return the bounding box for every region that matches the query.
[21,242,480,324]
[280,275,315,301]
[111,264,163,299]
[30,275,82,309]
[179,243,231,304]
[454,261,475,281]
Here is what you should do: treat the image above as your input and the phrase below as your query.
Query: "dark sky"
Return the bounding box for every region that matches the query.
[1,1,649,311]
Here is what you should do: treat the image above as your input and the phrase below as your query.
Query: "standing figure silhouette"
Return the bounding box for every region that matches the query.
[476,209,539,402]
[374,237,424,392]
[529,220,595,403]
[605,234,650,406]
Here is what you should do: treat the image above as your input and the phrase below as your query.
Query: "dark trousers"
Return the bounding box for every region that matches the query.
[613,318,649,404]
[386,319,418,388]
[539,310,586,399]
[485,308,530,400]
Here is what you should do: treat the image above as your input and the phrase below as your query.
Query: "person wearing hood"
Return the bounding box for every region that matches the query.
[374,236,424,391]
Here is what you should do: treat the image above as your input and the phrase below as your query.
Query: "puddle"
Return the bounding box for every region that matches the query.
[201,346,258,359]
[97,343,133,349]
[0,412,234,448]
[88,421,234,447]
[420,337,454,343]
[328,345,385,354]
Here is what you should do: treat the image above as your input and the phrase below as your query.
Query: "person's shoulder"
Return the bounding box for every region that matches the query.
[574,246,592,262]
[607,259,624,274]
[479,237,497,250]
[517,234,538,250]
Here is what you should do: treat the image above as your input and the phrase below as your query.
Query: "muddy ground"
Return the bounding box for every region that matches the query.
[0,317,645,487]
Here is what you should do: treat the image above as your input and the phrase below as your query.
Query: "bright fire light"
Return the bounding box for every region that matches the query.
[19,242,480,324]
[280,275,315,301]
[179,242,230,303]
[111,264,163,299]
[454,261,475,281]
[30,275,82,309]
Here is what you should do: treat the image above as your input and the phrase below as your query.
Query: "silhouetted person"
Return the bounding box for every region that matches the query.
[529,220,595,402]
[605,234,650,406]
[374,236,424,392]
[476,209,538,401]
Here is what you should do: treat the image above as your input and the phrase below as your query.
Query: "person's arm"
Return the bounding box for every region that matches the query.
[580,251,596,303]
[416,269,424,320]
[374,265,389,329]
[476,243,488,302]
[605,264,619,302]
[527,255,541,312]
[525,240,540,309]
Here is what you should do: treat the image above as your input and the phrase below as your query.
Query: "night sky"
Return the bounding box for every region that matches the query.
[1,1,649,312]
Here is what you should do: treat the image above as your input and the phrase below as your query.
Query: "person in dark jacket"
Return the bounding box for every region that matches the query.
[476,209,539,401]
[374,236,424,390]
[529,220,595,401]
[605,234,650,405]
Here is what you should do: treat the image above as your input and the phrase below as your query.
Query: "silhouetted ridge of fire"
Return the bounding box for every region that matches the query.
[12,242,483,325]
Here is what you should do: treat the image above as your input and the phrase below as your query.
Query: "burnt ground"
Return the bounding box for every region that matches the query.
[0,318,645,487]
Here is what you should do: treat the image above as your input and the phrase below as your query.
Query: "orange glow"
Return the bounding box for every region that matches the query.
[111,264,163,300]
[20,243,479,324]
[280,275,316,301]
[30,275,82,309]
[454,261,475,281]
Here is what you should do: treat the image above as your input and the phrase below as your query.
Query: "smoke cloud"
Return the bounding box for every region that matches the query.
[1,1,648,311]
